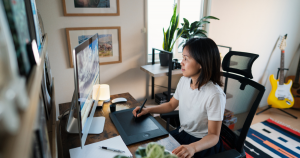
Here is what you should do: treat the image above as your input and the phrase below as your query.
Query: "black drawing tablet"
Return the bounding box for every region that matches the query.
[109,108,168,145]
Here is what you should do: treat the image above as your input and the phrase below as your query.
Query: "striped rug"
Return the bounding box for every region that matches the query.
[244,118,300,158]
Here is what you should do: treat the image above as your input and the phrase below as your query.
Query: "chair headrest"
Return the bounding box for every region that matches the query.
[222,51,259,79]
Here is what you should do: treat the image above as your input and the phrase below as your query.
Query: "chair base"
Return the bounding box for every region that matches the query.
[256,105,298,119]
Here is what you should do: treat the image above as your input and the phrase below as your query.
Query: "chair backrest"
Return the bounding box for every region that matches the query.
[222,51,259,94]
[221,72,265,154]
[220,51,265,156]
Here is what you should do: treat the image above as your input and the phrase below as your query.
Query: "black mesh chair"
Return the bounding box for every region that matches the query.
[161,51,265,158]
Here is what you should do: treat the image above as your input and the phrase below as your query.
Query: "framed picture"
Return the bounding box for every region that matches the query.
[62,0,120,16]
[66,27,122,67]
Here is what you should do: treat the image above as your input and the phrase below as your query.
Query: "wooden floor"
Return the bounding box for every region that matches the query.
[253,106,300,131]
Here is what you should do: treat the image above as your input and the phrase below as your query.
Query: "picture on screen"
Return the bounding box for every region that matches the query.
[78,34,113,58]
[77,39,99,109]
[76,38,99,127]
[74,0,110,8]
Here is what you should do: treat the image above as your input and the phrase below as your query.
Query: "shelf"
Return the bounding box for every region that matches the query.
[140,64,182,77]
[49,78,58,158]
[1,34,48,158]
[141,61,238,78]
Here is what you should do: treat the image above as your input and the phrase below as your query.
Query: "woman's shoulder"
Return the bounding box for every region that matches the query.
[205,81,226,98]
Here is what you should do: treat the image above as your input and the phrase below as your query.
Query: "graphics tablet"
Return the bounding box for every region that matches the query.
[109,108,168,145]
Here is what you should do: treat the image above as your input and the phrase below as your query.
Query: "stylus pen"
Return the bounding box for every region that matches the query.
[99,146,125,153]
[136,98,147,118]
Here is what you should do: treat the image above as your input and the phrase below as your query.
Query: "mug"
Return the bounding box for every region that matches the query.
[110,103,116,112]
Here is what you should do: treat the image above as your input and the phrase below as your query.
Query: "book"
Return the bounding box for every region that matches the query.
[30,0,43,51]
[2,0,32,77]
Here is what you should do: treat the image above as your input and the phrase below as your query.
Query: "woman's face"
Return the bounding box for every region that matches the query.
[181,47,202,78]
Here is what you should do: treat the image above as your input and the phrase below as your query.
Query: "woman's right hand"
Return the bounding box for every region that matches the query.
[132,106,150,118]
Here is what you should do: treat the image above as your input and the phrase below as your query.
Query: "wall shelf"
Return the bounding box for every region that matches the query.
[0,34,56,158]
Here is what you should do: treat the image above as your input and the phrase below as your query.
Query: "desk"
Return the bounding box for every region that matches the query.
[58,92,180,158]
[140,64,182,100]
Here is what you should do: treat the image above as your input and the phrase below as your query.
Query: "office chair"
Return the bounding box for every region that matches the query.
[161,51,265,158]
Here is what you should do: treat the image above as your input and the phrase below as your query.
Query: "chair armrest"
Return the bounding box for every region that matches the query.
[204,149,242,158]
[160,111,179,119]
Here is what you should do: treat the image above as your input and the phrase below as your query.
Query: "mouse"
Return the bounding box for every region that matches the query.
[111,97,127,103]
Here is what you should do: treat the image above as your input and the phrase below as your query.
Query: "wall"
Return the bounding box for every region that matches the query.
[208,0,300,107]
[37,0,300,120]
[36,0,177,119]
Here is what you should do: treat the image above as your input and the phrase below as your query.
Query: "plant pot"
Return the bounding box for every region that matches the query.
[159,52,170,66]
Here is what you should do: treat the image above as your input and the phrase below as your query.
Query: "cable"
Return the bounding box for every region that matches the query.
[58,108,70,120]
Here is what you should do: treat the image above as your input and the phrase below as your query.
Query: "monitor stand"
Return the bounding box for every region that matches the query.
[66,116,105,134]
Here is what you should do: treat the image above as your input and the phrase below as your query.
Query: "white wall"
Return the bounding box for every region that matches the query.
[37,0,148,119]
[208,0,300,107]
[37,0,300,120]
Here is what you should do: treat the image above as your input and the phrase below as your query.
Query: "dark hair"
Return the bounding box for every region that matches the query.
[183,38,223,89]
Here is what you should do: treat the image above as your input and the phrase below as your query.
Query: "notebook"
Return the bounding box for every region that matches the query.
[69,136,132,158]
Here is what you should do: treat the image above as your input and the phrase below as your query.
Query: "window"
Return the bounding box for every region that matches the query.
[147,0,204,63]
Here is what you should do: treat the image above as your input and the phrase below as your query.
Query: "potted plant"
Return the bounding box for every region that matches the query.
[160,4,183,66]
[177,16,219,47]
[114,142,178,158]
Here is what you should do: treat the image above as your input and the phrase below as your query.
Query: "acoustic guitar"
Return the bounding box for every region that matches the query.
[285,50,300,109]
[267,34,294,109]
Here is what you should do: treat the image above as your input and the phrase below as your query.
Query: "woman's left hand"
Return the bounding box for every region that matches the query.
[172,144,196,158]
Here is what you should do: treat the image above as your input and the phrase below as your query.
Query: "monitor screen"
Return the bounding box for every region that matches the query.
[74,34,99,129]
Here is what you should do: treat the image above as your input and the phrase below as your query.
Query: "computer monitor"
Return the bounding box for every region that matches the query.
[65,33,103,148]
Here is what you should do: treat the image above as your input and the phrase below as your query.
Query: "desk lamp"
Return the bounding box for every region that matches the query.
[93,84,110,105]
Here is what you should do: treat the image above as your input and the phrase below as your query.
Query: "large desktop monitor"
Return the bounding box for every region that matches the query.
[65,33,104,148]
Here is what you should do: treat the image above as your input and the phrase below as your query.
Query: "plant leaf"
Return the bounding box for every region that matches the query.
[194,32,207,38]
[183,18,189,28]
[201,16,219,20]
[170,29,183,51]
[190,21,199,32]
[178,40,185,48]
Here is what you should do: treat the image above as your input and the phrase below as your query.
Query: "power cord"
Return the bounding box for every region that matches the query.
[58,108,70,120]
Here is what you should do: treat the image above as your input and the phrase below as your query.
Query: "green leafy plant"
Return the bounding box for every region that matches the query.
[177,16,219,47]
[114,142,178,158]
[162,4,183,52]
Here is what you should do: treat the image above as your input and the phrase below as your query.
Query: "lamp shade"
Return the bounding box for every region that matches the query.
[92,84,110,101]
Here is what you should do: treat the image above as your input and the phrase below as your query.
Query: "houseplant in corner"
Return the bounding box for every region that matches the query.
[177,16,219,47]
[160,4,183,66]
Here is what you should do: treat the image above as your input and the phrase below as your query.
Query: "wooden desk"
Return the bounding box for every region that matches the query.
[58,93,180,158]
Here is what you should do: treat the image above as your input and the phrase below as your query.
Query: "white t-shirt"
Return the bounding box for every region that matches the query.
[173,76,226,138]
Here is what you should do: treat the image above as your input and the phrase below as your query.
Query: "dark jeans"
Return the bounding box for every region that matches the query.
[170,127,224,158]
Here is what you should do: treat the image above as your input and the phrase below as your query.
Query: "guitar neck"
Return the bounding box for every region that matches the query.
[294,54,300,84]
[279,50,285,85]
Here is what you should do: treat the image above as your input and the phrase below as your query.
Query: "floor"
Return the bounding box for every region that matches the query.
[253,106,300,132]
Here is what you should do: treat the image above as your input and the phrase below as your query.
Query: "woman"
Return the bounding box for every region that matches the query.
[133,38,225,158]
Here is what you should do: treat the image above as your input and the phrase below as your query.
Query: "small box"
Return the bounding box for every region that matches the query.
[224,109,234,120]
[163,91,175,98]
[223,116,237,127]
[155,93,167,104]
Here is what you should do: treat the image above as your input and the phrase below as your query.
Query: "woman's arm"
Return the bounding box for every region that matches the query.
[132,97,179,117]
[172,120,222,158]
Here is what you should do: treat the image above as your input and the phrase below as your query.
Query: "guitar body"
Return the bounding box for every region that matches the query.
[285,76,300,108]
[267,74,294,108]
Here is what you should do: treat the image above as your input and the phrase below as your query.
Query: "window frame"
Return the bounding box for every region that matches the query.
[145,0,209,64]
